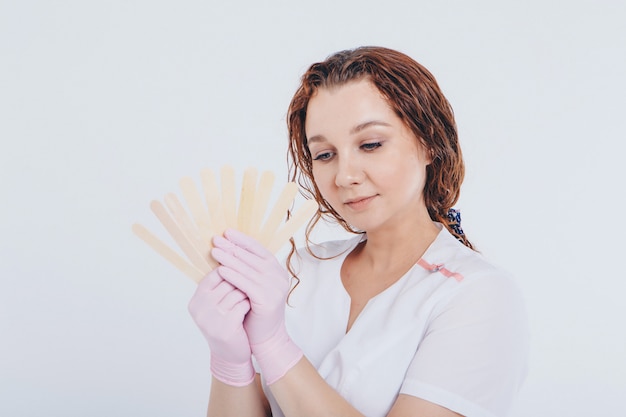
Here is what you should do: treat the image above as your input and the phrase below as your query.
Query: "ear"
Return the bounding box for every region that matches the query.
[420,144,434,165]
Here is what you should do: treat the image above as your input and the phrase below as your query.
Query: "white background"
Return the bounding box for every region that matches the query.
[1,1,624,416]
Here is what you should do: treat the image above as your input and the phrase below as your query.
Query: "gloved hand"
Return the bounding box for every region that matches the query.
[211,229,303,385]
[188,268,255,386]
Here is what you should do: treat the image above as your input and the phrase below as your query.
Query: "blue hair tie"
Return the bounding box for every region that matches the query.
[446,208,465,237]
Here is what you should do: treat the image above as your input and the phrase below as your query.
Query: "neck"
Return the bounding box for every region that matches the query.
[357,214,440,271]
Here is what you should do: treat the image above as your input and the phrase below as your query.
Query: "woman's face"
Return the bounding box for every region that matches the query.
[304,79,431,234]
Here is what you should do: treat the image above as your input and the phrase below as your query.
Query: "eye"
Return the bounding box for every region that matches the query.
[361,142,382,151]
[313,151,335,161]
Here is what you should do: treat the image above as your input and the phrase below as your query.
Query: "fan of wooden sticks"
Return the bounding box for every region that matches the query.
[132,165,318,283]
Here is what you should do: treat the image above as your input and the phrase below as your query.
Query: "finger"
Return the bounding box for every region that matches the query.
[219,287,248,310]
[197,268,224,292]
[211,246,260,279]
[194,280,237,307]
[224,228,273,259]
[212,280,241,303]
[231,297,251,318]
[213,234,264,270]
[189,280,239,317]
[217,265,259,300]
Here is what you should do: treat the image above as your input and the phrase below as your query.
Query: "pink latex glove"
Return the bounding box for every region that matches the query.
[188,268,255,387]
[211,229,303,385]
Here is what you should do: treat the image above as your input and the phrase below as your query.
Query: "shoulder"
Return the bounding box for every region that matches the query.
[425,227,522,296]
[418,228,528,334]
[401,230,529,416]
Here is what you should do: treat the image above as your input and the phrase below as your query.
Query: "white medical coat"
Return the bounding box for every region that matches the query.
[261,225,529,417]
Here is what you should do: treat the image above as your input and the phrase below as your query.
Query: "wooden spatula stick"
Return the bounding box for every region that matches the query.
[164,193,217,269]
[237,167,258,235]
[201,168,227,236]
[179,176,214,244]
[150,200,212,273]
[220,165,237,229]
[268,199,318,253]
[257,182,298,247]
[132,223,204,282]
[249,170,275,239]
[134,166,318,282]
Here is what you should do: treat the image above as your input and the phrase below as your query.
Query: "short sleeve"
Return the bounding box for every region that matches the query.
[400,272,529,417]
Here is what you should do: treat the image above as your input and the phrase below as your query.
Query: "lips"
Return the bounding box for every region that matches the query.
[344,195,377,210]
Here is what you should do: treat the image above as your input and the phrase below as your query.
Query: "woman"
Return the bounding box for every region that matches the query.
[188,46,529,417]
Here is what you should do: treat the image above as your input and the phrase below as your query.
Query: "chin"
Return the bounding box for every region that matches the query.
[344,219,381,234]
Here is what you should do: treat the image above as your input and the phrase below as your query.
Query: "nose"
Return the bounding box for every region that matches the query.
[335,155,364,187]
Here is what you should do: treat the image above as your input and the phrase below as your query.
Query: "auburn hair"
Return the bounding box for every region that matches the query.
[285,46,473,277]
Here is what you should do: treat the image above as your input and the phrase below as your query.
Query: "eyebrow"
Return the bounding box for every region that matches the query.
[307,120,392,144]
[350,120,392,134]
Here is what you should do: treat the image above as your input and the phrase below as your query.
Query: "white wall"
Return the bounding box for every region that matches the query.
[1,1,624,415]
